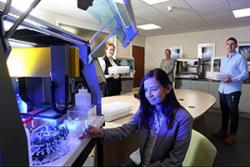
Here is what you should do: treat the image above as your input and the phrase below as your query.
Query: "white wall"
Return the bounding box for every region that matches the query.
[116,35,146,59]
[145,26,250,72]
[133,35,146,47]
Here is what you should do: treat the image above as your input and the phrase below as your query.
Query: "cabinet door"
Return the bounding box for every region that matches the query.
[191,80,209,93]
[239,84,250,113]
[175,79,192,89]
[121,79,133,94]
[208,82,220,109]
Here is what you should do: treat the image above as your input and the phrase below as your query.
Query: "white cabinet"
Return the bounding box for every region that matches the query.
[208,82,220,109]
[121,79,133,94]
[239,84,250,113]
[175,79,250,113]
[208,82,250,113]
[191,80,209,93]
[175,79,192,89]
[175,79,209,93]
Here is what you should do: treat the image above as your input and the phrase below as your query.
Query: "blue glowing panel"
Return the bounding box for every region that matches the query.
[77,44,102,115]
[50,45,70,114]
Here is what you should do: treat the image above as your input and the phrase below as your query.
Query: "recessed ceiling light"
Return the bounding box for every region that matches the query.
[233,7,250,18]
[114,0,124,4]
[137,24,162,30]
[141,0,170,5]
[3,0,34,12]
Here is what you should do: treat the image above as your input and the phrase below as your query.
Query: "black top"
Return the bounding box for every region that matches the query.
[103,56,121,96]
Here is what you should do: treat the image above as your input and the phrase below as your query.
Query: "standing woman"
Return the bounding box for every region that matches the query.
[88,68,193,166]
[100,43,121,97]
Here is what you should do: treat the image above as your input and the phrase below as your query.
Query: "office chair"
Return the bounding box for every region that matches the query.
[182,130,217,166]
[129,130,217,166]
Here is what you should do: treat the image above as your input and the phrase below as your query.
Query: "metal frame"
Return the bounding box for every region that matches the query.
[0,0,138,165]
[0,1,102,166]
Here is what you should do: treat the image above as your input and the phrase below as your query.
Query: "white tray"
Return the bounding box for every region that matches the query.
[206,71,229,81]
[108,66,130,74]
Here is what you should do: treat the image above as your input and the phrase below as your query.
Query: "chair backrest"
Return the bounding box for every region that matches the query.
[182,130,217,166]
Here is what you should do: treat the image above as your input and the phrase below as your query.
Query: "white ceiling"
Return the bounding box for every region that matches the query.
[35,0,250,37]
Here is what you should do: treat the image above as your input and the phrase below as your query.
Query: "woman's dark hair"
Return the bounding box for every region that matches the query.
[139,68,181,129]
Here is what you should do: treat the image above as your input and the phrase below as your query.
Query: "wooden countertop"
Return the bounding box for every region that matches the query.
[102,89,216,128]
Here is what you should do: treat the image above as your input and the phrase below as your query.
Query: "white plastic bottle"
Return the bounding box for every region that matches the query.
[16,93,28,113]
[75,88,91,120]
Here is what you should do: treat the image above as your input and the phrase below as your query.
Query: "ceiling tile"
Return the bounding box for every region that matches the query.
[134,6,167,21]
[146,14,179,26]
[134,16,148,25]
[154,0,191,11]
[203,11,235,20]
[153,0,193,17]
[167,9,201,20]
[180,20,211,28]
[131,0,149,10]
[235,17,250,25]
[185,0,227,8]
[207,16,238,26]
[228,0,250,10]
[195,2,232,15]
[30,0,250,37]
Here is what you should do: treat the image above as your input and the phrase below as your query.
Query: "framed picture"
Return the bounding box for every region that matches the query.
[238,42,250,64]
[198,43,215,60]
[170,46,183,60]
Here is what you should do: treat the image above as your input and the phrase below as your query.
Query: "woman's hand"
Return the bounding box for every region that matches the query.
[88,125,104,138]
[105,74,115,79]
[105,73,119,79]
[113,73,120,79]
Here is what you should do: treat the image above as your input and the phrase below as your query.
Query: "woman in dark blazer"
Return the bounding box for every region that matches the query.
[88,68,193,166]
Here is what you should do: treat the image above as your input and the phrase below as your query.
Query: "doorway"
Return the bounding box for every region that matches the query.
[132,45,145,88]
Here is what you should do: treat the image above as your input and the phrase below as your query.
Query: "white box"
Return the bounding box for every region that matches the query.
[206,71,229,81]
[108,66,130,74]
[102,102,132,122]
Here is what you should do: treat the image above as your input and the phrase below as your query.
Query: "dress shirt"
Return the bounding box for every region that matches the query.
[142,110,165,166]
[219,51,249,94]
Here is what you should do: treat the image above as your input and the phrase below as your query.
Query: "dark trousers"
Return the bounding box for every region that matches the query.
[103,78,121,97]
[219,91,241,135]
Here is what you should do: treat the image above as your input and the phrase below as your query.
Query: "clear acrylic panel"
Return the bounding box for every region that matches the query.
[87,0,137,47]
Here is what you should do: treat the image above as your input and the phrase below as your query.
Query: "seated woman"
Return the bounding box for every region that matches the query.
[88,68,193,166]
